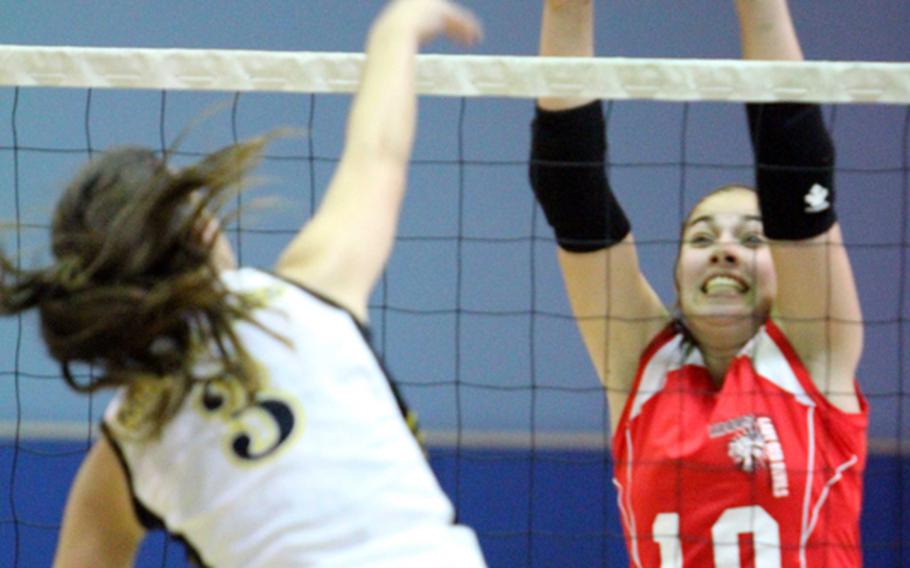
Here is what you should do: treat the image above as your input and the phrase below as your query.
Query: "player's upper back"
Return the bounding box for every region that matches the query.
[103,268,483,567]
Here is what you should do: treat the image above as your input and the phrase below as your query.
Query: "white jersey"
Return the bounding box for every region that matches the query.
[103,268,485,567]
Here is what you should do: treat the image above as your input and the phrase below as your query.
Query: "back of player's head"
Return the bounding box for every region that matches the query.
[0,136,269,437]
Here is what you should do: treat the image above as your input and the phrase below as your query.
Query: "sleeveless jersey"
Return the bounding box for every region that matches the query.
[612,320,867,567]
[102,268,485,567]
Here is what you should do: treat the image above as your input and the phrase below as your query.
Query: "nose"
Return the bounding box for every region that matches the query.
[710,240,740,266]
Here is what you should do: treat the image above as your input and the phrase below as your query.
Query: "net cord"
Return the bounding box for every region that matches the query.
[1,45,910,103]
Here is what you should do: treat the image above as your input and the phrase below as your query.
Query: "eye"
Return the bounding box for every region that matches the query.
[741,233,766,248]
[687,233,713,247]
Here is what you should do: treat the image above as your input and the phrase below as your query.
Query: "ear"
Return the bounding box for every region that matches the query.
[197,215,220,247]
[672,250,682,295]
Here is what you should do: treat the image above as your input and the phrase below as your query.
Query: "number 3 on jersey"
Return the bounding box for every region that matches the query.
[653,506,781,568]
[199,379,301,462]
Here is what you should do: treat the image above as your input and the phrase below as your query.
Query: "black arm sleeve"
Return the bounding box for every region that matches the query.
[746,103,837,240]
[529,101,630,252]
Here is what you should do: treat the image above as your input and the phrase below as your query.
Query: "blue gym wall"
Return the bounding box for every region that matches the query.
[1,1,909,566]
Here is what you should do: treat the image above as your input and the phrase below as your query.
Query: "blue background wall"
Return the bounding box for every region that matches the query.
[1,1,909,566]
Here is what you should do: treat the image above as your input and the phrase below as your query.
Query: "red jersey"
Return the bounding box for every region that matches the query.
[612,320,868,567]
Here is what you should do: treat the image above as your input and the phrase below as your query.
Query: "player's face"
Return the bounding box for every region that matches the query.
[675,189,776,326]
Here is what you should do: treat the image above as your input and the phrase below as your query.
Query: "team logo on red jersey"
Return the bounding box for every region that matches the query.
[709,415,790,497]
[727,425,765,472]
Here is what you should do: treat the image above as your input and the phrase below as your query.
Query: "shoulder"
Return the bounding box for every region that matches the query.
[221,267,371,341]
[219,267,285,296]
[221,268,354,317]
[647,322,685,356]
[612,322,689,433]
[752,320,866,415]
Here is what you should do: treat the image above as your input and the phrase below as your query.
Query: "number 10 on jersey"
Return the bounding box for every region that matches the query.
[653,505,781,567]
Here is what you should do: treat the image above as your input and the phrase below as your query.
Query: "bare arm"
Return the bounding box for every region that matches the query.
[735,0,803,60]
[537,0,596,111]
[54,437,145,568]
[538,0,669,432]
[275,0,481,322]
[736,0,863,411]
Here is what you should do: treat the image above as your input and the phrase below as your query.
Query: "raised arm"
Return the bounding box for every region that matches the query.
[735,0,803,60]
[532,0,669,432]
[537,0,595,111]
[736,0,863,411]
[275,0,480,322]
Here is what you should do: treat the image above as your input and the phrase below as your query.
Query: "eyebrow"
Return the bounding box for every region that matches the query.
[686,214,762,228]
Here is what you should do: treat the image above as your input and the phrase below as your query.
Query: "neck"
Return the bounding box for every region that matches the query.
[700,348,740,387]
[683,314,764,386]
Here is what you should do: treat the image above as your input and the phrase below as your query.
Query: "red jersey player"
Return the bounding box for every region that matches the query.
[529,0,866,566]
[614,319,866,566]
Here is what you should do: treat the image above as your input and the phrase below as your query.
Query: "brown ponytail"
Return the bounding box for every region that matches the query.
[0,135,271,438]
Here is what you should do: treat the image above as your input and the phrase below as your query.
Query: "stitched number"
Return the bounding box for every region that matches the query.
[712,506,781,568]
[653,513,682,568]
[228,398,295,460]
[201,381,297,461]
[653,506,781,567]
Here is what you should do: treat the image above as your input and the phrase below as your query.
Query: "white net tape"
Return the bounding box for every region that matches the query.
[2,45,910,103]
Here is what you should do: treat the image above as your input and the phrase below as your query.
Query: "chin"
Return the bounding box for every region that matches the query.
[683,304,766,328]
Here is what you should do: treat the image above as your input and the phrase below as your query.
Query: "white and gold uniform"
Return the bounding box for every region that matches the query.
[103,268,485,567]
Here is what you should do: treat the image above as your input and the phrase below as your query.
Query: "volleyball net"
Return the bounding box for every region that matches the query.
[1,46,909,567]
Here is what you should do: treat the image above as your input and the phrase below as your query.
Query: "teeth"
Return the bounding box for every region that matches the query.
[704,276,746,294]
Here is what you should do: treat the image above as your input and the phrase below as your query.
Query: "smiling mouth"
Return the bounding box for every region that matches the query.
[701,275,749,295]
